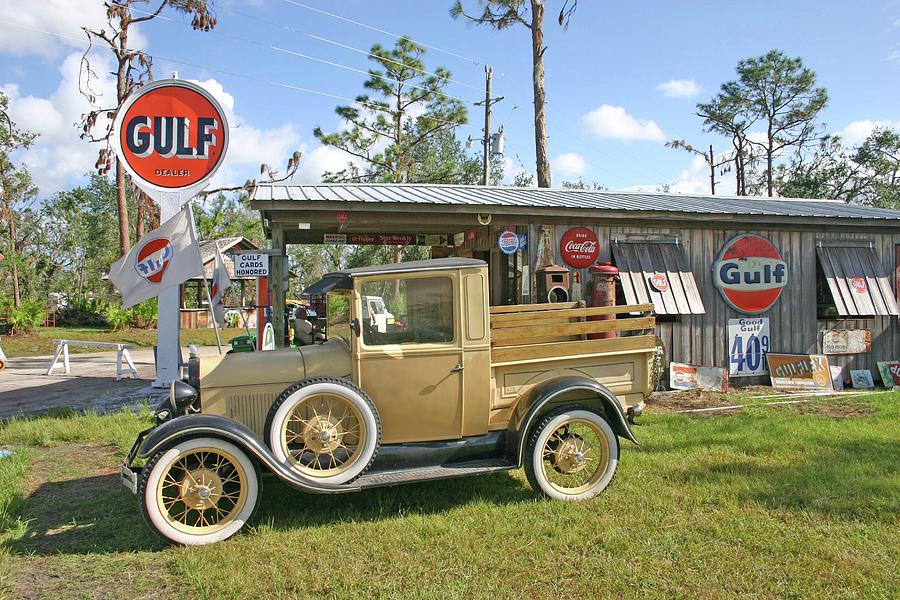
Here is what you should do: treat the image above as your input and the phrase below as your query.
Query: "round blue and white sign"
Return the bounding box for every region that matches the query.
[498,230,520,254]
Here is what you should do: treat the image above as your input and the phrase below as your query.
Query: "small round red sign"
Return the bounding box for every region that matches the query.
[712,234,787,314]
[649,272,670,292]
[849,277,867,293]
[114,79,228,191]
[560,227,599,268]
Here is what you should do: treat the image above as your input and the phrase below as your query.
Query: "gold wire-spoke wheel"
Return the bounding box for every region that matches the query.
[540,418,610,495]
[156,447,249,535]
[280,392,368,478]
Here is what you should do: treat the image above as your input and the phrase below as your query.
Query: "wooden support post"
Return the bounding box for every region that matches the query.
[270,222,286,348]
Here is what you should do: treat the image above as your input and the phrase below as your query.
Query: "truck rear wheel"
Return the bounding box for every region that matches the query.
[265,378,380,485]
[140,436,261,545]
[524,406,619,501]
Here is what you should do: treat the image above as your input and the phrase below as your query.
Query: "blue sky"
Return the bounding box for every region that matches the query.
[1,0,898,197]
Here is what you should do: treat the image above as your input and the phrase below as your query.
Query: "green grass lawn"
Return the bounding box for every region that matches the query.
[1,392,898,599]
[0,326,247,358]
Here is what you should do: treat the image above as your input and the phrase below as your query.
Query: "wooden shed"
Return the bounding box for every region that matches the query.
[251,183,900,384]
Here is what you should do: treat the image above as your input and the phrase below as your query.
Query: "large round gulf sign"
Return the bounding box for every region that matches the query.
[113,79,229,191]
[713,234,787,313]
[498,230,520,254]
[560,227,599,268]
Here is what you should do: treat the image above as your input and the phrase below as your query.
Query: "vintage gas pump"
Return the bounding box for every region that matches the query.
[588,262,619,339]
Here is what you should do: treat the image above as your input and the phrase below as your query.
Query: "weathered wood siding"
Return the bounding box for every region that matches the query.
[525,222,899,379]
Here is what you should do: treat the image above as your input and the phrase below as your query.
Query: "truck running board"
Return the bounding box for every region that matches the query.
[356,459,515,490]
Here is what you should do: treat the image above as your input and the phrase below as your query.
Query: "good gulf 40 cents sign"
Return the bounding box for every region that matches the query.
[113,79,229,193]
[713,234,787,313]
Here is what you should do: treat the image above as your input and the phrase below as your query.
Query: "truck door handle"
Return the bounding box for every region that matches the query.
[450,364,464,373]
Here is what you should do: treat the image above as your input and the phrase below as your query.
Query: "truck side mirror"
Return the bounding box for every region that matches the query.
[349,318,361,337]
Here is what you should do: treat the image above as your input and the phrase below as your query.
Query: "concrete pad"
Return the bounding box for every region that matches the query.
[0,346,224,420]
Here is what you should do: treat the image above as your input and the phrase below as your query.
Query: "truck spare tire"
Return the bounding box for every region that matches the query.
[264,377,381,485]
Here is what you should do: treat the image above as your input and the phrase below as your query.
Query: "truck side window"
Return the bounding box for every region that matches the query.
[360,277,454,345]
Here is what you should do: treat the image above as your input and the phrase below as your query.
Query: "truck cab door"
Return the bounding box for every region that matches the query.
[353,274,464,444]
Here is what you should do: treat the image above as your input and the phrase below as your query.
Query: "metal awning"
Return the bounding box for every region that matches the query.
[303,273,352,295]
[816,244,899,316]
[612,240,706,315]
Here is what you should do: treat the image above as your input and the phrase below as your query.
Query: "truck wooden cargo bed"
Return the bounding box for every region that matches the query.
[487,302,657,427]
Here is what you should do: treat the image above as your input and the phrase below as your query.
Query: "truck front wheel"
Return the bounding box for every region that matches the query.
[140,437,261,545]
[524,406,619,501]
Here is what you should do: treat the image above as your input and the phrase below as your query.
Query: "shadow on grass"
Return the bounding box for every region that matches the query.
[3,467,532,556]
[670,436,898,522]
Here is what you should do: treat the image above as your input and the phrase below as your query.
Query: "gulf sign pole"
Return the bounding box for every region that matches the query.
[111,79,229,387]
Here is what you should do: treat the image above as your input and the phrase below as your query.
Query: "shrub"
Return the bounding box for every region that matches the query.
[104,305,131,331]
[57,298,109,327]
[7,299,45,334]
[130,298,158,329]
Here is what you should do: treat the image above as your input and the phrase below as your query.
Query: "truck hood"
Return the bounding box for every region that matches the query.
[198,338,352,390]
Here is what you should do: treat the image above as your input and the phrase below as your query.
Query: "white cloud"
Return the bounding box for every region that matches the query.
[5,51,117,194]
[551,152,587,176]
[840,119,899,146]
[0,0,147,57]
[656,79,701,98]
[581,105,666,142]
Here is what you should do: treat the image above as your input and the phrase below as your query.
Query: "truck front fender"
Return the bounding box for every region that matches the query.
[135,414,360,494]
[509,377,638,466]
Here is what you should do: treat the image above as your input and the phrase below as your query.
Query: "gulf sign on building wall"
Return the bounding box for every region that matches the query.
[113,79,229,192]
[712,234,787,313]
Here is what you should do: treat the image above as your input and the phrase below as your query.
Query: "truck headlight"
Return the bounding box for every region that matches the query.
[170,380,199,411]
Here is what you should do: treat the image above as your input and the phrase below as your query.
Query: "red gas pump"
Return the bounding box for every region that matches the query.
[588,262,619,339]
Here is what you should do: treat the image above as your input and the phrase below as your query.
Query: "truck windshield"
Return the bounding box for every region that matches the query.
[326,292,351,344]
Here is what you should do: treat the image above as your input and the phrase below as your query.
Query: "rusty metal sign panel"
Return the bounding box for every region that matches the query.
[669,362,729,391]
[767,353,833,389]
[822,329,872,354]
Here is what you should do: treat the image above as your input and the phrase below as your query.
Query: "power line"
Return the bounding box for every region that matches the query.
[213,4,484,93]
[128,6,480,106]
[0,20,478,133]
[280,0,482,66]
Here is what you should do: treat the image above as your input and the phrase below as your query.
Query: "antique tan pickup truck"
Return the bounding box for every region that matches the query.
[122,258,656,545]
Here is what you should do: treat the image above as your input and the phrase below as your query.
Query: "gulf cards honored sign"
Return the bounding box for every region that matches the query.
[712,234,786,314]
[113,79,228,195]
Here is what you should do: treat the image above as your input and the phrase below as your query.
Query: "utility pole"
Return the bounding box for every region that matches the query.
[473,66,503,186]
[482,66,492,186]
[709,144,716,196]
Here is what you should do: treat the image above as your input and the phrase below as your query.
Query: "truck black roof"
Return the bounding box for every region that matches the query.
[303,258,487,295]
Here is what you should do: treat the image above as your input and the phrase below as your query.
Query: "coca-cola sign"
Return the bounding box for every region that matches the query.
[560,227,599,268]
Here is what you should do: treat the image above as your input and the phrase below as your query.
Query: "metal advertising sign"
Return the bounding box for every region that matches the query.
[233,252,269,277]
[712,234,787,314]
[559,227,599,268]
[669,362,729,391]
[848,277,867,294]
[323,234,347,244]
[876,361,900,387]
[112,79,229,210]
[648,273,670,292]
[728,317,770,377]
[767,353,833,389]
[822,329,871,354]
[498,230,520,254]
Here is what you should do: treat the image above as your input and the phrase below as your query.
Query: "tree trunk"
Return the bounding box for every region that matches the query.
[8,213,20,308]
[115,36,131,256]
[530,1,551,188]
[766,124,774,197]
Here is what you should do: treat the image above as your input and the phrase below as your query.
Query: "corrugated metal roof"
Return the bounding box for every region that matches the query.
[252,183,900,221]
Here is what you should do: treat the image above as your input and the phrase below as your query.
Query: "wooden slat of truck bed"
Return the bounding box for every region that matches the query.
[490,303,653,327]
[490,316,656,346]
[490,334,657,364]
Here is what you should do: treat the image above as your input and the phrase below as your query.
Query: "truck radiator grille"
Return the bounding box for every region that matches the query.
[224,393,274,437]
